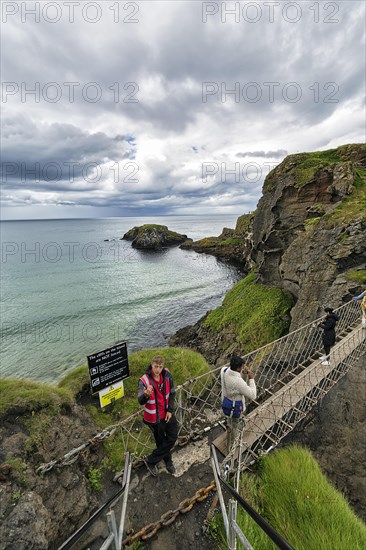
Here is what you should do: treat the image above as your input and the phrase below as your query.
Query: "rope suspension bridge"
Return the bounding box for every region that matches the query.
[39,300,365,475]
[37,300,365,548]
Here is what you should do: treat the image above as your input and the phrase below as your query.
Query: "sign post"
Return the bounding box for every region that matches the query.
[87,342,129,407]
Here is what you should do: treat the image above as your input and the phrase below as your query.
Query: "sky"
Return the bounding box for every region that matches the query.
[1,0,365,220]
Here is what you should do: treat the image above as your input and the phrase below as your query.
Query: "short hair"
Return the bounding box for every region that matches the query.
[324,307,334,313]
[151,355,165,366]
[230,354,245,372]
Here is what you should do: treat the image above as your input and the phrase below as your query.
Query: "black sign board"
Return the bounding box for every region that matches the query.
[87,342,129,393]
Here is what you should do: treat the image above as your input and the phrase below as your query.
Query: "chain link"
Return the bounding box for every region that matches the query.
[122,481,216,546]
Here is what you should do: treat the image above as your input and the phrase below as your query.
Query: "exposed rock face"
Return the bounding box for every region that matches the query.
[250,143,366,327]
[0,405,102,550]
[122,224,187,249]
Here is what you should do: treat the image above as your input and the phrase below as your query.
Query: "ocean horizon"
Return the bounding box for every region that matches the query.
[1,215,242,383]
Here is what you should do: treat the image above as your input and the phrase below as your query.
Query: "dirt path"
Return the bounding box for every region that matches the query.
[75,428,225,550]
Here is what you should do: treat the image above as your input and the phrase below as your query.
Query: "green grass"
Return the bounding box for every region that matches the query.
[0,379,74,418]
[263,145,365,192]
[58,365,90,397]
[346,270,366,285]
[71,347,212,430]
[211,446,366,550]
[5,458,29,487]
[234,213,254,236]
[203,273,293,353]
[88,467,103,492]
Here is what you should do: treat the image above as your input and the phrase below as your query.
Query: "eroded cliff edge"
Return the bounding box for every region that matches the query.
[171,143,366,522]
[172,143,366,359]
[251,143,366,328]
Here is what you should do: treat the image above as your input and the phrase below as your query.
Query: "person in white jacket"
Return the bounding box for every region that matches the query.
[221,355,257,451]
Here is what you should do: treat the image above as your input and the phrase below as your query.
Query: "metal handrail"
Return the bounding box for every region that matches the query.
[211,446,294,550]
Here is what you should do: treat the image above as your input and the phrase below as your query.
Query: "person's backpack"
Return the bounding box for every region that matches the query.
[221,367,244,418]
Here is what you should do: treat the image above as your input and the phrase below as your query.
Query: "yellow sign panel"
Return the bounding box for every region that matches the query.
[99,381,124,408]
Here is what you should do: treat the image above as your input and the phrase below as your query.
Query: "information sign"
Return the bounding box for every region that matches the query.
[99,381,124,408]
[87,342,129,393]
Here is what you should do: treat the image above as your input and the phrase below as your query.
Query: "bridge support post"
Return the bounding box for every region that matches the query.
[106,509,119,549]
[228,499,237,550]
[177,390,183,427]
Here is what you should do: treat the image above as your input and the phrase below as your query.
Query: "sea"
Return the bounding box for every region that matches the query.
[0,216,242,383]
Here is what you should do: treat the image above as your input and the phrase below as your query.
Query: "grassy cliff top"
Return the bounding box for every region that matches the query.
[211,445,366,549]
[0,347,211,421]
[264,143,366,191]
[203,273,294,353]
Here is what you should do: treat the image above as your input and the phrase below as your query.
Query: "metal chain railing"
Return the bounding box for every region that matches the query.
[37,300,364,476]
[121,481,216,546]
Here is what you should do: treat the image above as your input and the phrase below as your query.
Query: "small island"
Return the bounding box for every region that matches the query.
[121,224,188,250]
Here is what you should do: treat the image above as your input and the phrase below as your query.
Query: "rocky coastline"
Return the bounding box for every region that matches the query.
[1,144,365,548]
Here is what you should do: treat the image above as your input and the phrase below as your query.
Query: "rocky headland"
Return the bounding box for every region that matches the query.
[171,143,366,360]
[180,213,255,268]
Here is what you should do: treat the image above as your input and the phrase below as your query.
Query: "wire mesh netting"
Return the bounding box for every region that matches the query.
[37,300,365,475]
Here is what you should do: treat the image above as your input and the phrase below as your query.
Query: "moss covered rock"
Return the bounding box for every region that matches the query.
[122,224,187,249]
[180,212,255,269]
[170,273,293,365]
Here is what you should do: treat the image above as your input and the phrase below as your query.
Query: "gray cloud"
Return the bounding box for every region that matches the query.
[1,1,365,218]
[236,150,288,159]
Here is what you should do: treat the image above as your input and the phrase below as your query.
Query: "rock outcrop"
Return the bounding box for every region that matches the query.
[180,213,255,269]
[0,404,102,550]
[174,144,366,336]
[250,143,366,327]
[122,224,187,250]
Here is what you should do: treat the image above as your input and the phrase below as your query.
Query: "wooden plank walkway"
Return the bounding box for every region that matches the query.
[213,325,365,456]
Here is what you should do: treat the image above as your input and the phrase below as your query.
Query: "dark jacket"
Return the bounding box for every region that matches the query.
[319,313,339,346]
[138,366,175,423]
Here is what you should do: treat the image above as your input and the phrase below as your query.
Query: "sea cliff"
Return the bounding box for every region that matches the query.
[172,143,366,359]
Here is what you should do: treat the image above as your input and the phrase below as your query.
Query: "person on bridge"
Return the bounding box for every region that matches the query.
[221,355,257,451]
[138,355,178,476]
[352,290,366,327]
[319,307,340,365]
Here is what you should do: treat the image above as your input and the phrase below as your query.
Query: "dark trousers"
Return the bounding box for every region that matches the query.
[146,416,178,465]
[324,344,331,356]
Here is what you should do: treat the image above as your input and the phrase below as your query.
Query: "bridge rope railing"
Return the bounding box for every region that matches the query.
[37,300,364,475]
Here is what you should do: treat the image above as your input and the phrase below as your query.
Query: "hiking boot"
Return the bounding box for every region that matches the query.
[321,360,330,366]
[165,460,176,474]
[143,457,158,477]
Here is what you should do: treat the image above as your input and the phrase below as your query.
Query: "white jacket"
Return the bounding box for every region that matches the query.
[221,366,257,408]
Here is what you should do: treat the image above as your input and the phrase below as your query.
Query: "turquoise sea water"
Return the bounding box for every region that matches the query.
[0,216,241,382]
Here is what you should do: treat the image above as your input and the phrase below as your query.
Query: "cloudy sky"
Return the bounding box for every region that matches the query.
[1,0,365,219]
